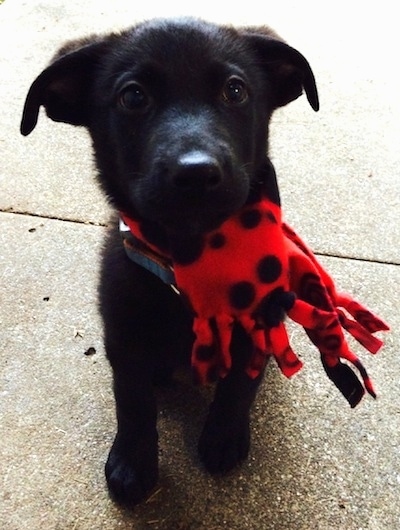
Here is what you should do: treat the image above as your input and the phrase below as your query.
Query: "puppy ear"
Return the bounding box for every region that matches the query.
[243,29,319,111]
[20,38,110,136]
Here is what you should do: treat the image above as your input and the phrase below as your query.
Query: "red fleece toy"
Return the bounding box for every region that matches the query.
[121,194,389,408]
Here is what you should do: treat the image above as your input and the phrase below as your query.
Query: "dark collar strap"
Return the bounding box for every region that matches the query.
[119,219,178,288]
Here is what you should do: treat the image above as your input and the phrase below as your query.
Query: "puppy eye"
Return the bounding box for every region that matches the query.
[221,76,249,105]
[118,82,149,110]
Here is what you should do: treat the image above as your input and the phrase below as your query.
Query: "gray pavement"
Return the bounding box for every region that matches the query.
[1,1,399,529]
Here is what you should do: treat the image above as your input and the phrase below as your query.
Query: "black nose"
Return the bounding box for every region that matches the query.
[171,151,223,192]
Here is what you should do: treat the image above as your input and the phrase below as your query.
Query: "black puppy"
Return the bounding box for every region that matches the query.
[21,18,318,505]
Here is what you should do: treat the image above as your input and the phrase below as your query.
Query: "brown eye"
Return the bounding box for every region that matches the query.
[222,76,249,105]
[119,82,149,110]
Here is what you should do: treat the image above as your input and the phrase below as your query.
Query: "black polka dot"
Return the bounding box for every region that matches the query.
[170,235,205,265]
[255,297,278,327]
[209,232,226,249]
[239,209,262,229]
[254,287,293,327]
[229,281,256,310]
[257,255,282,283]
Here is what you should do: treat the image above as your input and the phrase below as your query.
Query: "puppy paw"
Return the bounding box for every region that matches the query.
[105,437,158,506]
[198,413,250,474]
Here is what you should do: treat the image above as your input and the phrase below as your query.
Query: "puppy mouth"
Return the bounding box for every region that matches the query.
[162,209,231,236]
[133,180,249,237]
[130,152,252,236]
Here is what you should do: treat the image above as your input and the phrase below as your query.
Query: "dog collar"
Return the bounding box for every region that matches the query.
[119,218,178,289]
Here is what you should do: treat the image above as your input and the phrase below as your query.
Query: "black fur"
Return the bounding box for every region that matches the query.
[21,18,318,505]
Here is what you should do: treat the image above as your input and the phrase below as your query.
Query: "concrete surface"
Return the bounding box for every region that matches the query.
[1,1,399,529]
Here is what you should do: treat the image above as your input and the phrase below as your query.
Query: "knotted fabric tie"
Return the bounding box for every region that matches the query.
[121,195,389,407]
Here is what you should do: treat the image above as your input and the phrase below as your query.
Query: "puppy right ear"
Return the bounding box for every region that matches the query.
[20,39,110,136]
[240,28,319,112]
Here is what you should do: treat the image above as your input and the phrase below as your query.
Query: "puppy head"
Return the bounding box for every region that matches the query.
[21,18,318,236]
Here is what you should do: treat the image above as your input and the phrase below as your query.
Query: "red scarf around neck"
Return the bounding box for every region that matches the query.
[121,194,389,407]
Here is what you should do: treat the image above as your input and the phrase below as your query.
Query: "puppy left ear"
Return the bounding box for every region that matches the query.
[20,38,110,136]
[243,30,319,111]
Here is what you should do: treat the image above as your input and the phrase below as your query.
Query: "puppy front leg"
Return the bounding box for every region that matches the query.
[100,235,179,505]
[105,356,158,505]
[198,325,265,474]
